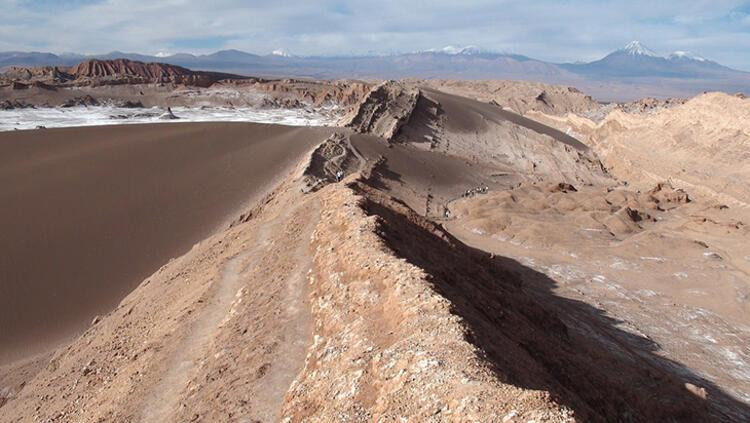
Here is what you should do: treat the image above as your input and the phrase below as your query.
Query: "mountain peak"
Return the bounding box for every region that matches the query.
[423,45,482,55]
[271,48,294,58]
[620,41,658,57]
[205,49,260,60]
[212,49,253,56]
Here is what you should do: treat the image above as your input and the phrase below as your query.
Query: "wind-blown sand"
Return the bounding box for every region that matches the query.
[0,122,330,362]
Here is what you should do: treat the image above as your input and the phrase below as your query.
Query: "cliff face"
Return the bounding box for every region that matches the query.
[250,79,372,107]
[64,59,236,87]
[0,59,372,110]
[1,59,243,87]
[341,81,421,139]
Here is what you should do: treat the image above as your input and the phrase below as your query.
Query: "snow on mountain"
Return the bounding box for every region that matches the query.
[423,45,482,55]
[618,42,707,63]
[668,51,706,62]
[559,39,745,83]
[620,41,659,57]
[271,49,294,57]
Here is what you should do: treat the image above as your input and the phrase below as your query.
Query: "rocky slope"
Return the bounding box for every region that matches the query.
[341,82,750,420]
[341,81,421,139]
[416,79,600,115]
[248,78,372,109]
[528,92,750,206]
[440,90,750,420]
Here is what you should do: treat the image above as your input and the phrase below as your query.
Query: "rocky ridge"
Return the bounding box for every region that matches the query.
[2,59,243,88]
[527,92,750,205]
[416,79,600,116]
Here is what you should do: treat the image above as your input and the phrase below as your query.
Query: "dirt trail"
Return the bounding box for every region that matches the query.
[140,250,261,422]
[248,200,318,421]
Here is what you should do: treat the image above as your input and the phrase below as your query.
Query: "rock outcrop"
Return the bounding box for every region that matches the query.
[528,91,750,206]
[342,81,420,139]
[250,79,372,108]
[61,95,99,108]
[345,81,609,187]
[0,99,33,110]
[416,79,600,116]
[300,133,363,193]
[1,59,243,88]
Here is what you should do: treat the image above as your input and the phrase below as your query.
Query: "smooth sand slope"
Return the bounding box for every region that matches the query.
[0,122,330,362]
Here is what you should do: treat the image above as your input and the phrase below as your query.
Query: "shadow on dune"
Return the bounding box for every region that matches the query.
[353,181,749,422]
[365,158,404,192]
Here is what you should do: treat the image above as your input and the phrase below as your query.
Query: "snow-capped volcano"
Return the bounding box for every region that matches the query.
[618,42,708,63]
[620,40,659,57]
[562,40,733,79]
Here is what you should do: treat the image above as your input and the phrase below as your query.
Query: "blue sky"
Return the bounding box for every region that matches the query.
[2,0,750,69]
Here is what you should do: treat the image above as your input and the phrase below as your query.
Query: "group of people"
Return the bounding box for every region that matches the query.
[462,185,489,197]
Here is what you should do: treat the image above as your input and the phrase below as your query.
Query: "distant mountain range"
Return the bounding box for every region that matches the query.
[560,41,739,79]
[2,41,748,100]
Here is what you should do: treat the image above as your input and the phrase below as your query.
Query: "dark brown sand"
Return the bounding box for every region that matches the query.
[0,122,330,362]
[350,134,493,216]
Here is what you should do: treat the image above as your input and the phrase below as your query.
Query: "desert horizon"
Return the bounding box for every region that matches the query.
[3,38,750,101]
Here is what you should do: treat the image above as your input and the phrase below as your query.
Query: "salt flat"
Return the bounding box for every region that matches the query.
[0,105,339,131]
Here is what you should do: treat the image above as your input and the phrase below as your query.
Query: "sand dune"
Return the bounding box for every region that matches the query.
[0,122,330,362]
[345,82,609,219]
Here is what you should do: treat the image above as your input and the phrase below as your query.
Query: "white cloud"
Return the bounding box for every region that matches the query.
[1,0,749,69]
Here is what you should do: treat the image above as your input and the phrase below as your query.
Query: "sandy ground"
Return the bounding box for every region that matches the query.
[1,82,749,421]
[0,122,330,363]
[444,183,750,419]
[1,171,323,421]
